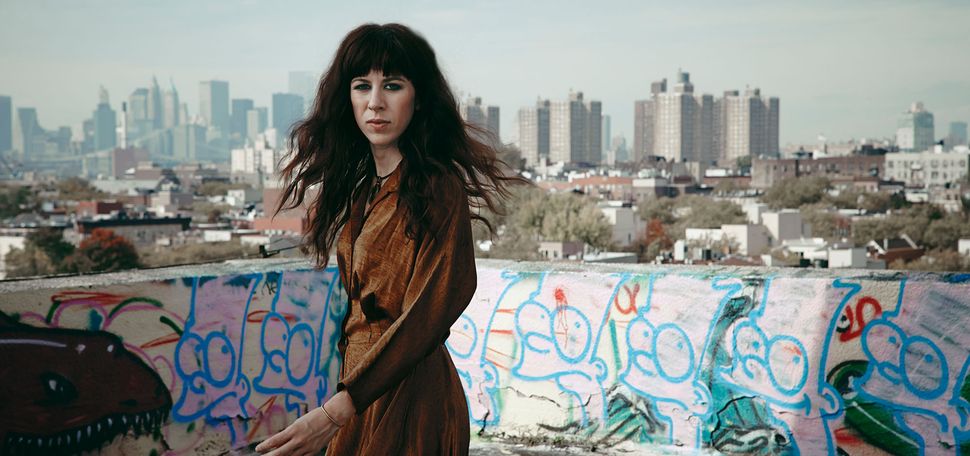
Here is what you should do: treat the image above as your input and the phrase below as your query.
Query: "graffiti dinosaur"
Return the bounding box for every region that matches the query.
[0,312,172,455]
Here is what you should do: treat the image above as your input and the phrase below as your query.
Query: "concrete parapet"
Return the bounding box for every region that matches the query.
[1,259,969,454]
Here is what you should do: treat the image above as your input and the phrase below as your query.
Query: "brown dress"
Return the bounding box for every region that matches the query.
[328,164,476,456]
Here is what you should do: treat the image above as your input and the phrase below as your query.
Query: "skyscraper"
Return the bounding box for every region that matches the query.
[173,124,207,161]
[200,80,230,135]
[948,121,968,147]
[518,99,550,167]
[0,96,11,153]
[602,115,611,152]
[93,86,117,152]
[17,108,42,157]
[162,79,181,129]
[272,93,305,145]
[896,102,934,152]
[149,76,164,130]
[231,98,255,143]
[127,88,151,140]
[288,71,318,113]
[549,91,601,165]
[246,108,269,144]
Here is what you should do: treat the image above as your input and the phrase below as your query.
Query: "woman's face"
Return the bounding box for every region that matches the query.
[350,70,416,151]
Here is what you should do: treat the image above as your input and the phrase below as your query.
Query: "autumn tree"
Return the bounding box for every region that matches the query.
[61,228,140,274]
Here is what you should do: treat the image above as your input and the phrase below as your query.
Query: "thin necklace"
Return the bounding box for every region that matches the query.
[368,167,395,204]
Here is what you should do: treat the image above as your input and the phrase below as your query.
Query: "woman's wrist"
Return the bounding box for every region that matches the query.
[323,391,355,426]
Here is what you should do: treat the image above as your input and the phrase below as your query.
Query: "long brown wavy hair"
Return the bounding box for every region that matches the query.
[277,23,525,267]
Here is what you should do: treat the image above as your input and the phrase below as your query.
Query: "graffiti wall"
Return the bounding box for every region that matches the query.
[1,260,969,455]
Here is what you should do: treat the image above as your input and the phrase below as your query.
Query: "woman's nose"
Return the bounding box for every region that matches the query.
[368,91,385,111]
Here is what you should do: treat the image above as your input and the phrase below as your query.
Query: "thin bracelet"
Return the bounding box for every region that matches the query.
[320,405,343,427]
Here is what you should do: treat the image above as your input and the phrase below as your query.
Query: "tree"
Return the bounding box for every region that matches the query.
[485,185,613,257]
[890,249,970,272]
[61,228,140,274]
[800,203,851,240]
[0,185,33,219]
[138,240,259,268]
[3,228,74,278]
[27,228,75,264]
[923,214,970,250]
[637,197,676,225]
[4,244,57,278]
[495,144,524,171]
[761,176,830,209]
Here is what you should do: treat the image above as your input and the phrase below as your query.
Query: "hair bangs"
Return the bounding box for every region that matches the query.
[344,29,415,82]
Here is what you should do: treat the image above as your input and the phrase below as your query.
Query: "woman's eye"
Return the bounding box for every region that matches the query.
[384,83,402,91]
[353,83,370,91]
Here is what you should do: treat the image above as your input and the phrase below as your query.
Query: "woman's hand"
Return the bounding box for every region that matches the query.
[256,391,356,455]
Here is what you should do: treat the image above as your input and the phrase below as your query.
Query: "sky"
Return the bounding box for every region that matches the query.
[1,0,969,147]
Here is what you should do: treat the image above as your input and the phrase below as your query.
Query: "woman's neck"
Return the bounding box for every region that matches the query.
[370,144,403,176]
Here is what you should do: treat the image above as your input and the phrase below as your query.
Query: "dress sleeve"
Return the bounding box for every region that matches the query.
[336,177,477,413]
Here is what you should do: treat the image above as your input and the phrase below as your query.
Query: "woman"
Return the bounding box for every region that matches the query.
[256,23,522,455]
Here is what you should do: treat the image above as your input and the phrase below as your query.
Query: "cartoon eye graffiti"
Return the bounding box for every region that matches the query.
[446,314,478,359]
[652,324,694,383]
[861,321,905,369]
[626,319,655,354]
[553,306,592,363]
[285,324,315,385]
[901,337,948,399]
[767,336,809,395]
[40,372,78,405]
[203,332,235,388]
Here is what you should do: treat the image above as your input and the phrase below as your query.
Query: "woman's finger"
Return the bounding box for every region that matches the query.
[264,439,300,456]
[255,427,290,453]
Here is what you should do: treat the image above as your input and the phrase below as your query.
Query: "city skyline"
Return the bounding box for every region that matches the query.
[1,0,968,146]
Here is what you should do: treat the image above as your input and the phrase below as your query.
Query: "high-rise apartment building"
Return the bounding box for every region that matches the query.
[0,96,11,153]
[896,102,935,152]
[715,88,780,163]
[93,87,117,152]
[632,79,667,163]
[272,93,305,145]
[637,72,778,166]
[655,71,711,163]
[487,106,500,141]
[459,96,500,143]
[549,91,602,165]
[231,98,254,143]
[948,121,968,148]
[200,80,230,135]
[518,99,550,167]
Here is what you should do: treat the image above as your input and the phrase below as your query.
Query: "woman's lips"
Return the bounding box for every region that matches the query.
[367,120,390,130]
